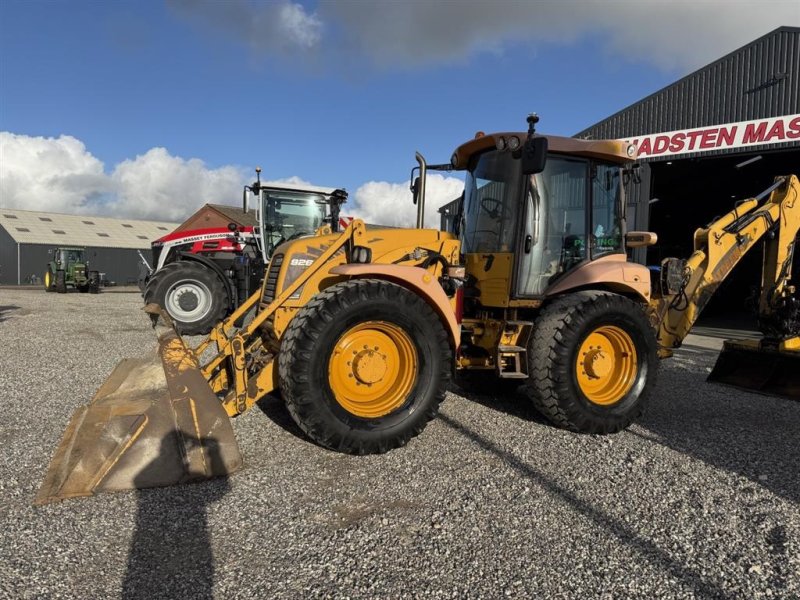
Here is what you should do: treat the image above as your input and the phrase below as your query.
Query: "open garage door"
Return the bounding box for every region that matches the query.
[646,148,800,326]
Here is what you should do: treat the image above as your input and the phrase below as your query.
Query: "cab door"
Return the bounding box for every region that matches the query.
[515,155,589,297]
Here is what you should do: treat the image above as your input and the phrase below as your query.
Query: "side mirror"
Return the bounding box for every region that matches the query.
[521,137,548,175]
[411,176,420,205]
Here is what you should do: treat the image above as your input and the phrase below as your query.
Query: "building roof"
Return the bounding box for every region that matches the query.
[0,208,180,248]
[576,26,800,147]
[207,204,259,227]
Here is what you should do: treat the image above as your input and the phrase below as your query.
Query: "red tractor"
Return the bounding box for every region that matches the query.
[141,175,349,334]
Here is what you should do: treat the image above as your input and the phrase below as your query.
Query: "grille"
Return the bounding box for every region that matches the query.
[261,254,283,305]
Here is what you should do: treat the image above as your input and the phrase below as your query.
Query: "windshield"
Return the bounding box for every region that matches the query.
[261,190,329,252]
[461,150,523,254]
[59,249,83,264]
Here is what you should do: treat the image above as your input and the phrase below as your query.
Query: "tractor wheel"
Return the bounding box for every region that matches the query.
[279,279,451,454]
[55,270,67,294]
[88,271,100,294]
[44,269,55,292]
[144,261,228,335]
[521,291,657,434]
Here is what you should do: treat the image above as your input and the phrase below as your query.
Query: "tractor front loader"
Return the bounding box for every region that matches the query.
[37,115,800,504]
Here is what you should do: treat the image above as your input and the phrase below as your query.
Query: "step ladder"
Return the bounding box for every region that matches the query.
[495,321,533,379]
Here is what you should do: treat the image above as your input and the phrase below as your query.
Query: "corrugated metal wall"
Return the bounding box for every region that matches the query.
[575,26,799,257]
[576,27,799,150]
[12,244,152,287]
[0,225,19,284]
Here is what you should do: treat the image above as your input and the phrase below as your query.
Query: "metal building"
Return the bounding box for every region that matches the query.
[0,209,178,286]
[576,26,799,317]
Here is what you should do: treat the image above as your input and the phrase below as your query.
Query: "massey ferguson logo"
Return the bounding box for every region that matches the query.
[289,258,314,267]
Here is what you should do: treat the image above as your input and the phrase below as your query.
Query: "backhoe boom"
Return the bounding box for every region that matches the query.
[655,175,799,355]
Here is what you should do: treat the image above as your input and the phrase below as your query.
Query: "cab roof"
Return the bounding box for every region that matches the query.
[450,133,636,169]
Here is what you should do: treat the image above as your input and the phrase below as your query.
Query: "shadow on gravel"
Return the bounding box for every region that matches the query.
[637,396,800,505]
[449,379,551,426]
[123,436,230,600]
[438,412,732,600]
[0,305,20,322]
[628,341,800,503]
[256,393,309,442]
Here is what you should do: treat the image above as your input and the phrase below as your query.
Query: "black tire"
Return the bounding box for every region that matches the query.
[78,284,89,293]
[522,291,657,434]
[55,270,67,294]
[88,271,100,294]
[278,279,452,454]
[44,269,55,292]
[144,261,229,335]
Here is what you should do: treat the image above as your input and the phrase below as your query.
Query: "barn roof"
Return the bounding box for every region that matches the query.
[0,208,179,248]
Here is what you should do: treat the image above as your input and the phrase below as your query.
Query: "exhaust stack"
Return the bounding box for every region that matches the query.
[415,152,427,229]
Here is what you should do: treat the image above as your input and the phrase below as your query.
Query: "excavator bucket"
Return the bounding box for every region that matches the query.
[708,339,800,401]
[35,327,242,504]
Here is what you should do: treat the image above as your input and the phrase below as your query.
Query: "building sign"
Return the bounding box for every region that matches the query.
[625,114,800,159]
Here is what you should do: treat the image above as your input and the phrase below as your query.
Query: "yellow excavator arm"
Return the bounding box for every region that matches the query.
[654,174,800,355]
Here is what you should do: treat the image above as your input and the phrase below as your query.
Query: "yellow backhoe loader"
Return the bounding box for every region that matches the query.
[36,115,800,504]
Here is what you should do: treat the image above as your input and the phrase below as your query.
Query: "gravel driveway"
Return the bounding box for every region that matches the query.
[0,289,797,599]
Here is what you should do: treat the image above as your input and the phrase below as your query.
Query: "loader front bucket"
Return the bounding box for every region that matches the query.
[707,339,800,401]
[35,329,242,504]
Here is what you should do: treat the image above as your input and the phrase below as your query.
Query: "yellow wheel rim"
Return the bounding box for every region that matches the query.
[328,321,417,418]
[575,325,638,405]
[44,271,51,288]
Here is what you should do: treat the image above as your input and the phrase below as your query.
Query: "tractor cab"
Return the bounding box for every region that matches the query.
[243,168,348,259]
[57,247,85,267]
[446,118,638,307]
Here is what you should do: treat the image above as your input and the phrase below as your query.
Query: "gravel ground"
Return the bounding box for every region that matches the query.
[0,289,797,599]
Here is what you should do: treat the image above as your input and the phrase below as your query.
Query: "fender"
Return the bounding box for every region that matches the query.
[329,264,460,347]
[177,252,236,308]
[544,254,651,302]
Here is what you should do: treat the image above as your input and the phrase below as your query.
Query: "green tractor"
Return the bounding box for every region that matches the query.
[44,247,100,294]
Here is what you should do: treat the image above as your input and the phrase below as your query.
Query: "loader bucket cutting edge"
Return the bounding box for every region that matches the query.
[34,330,242,505]
[707,340,800,401]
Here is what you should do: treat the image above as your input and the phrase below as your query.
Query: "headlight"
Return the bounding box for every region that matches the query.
[495,137,507,151]
[507,136,520,150]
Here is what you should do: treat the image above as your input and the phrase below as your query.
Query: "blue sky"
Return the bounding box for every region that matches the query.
[1,0,797,224]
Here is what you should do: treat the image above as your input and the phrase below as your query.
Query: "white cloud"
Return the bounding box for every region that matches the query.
[0,132,463,228]
[170,0,798,72]
[108,148,246,221]
[0,133,248,221]
[0,132,112,214]
[323,1,799,71]
[348,174,464,228]
[167,0,322,54]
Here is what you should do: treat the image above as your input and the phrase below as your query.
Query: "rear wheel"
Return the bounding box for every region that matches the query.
[88,271,100,294]
[522,291,657,433]
[279,279,451,454]
[55,270,67,294]
[144,261,229,335]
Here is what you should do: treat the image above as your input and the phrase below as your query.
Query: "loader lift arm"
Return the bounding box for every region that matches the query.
[654,174,800,356]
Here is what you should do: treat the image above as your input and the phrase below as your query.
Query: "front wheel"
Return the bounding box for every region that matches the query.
[522,291,658,434]
[278,279,452,454]
[144,262,229,335]
[44,269,55,292]
[55,270,67,294]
